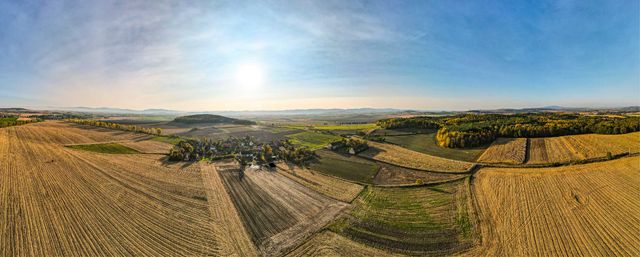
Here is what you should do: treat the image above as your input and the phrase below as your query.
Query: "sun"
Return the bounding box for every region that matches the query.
[235,62,265,89]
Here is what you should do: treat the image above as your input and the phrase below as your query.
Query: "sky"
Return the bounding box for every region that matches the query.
[0,0,638,111]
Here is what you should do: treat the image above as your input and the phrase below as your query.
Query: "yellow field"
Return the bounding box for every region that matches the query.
[527,132,640,164]
[200,163,258,256]
[277,163,364,202]
[477,138,526,164]
[0,122,220,255]
[286,231,401,257]
[473,157,640,256]
[120,139,173,154]
[360,140,474,173]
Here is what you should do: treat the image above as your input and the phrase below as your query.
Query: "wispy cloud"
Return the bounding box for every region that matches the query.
[0,0,637,110]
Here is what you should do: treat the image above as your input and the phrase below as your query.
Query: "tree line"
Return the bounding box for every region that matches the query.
[379,113,640,148]
[66,119,162,136]
[0,116,41,128]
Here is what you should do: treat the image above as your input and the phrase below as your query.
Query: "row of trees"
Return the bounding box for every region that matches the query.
[379,113,640,148]
[0,117,41,128]
[66,119,162,136]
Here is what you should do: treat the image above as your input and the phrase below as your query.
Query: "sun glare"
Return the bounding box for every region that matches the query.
[235,62,265,89]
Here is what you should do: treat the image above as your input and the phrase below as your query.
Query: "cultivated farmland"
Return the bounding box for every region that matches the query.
[331,180,476,255]
[277,163,364,202]
[311,150,381,184]
[0,122,220,256]
[527,132,640,164]
[477,138,527,164]
[383,133,487,162]
[473,157,640,256]
[286,231,402,257]
[360,140,474,173]
[120,139,173,154]
[286,131,342,150]
[373,163,468,186]
[218,164,348,255]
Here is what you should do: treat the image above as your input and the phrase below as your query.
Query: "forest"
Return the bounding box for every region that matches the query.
[378,113,640,148]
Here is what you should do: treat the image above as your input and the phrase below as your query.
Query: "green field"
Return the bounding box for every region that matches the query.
[67,143,140,154]
[0,117,18,122]
[384,133,487,162]
[330,180,473,254]
[286,131,341,150]
[310,150,380,184]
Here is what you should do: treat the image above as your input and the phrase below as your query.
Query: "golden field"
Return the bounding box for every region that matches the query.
[472,157,640,256]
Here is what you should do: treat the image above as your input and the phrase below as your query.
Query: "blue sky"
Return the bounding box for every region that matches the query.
[0,0,638,111]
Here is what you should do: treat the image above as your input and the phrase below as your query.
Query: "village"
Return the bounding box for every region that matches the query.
[168,135,369,169]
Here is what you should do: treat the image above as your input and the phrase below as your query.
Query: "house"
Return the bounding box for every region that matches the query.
[326,141,345,150]
[348,144,369,155]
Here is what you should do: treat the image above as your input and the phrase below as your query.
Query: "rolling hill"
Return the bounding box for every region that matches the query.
[172,114,256,125]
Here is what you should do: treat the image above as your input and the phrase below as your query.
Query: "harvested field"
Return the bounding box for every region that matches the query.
[526,132,640,164]
[477,138,527,164]
[0,122,220,256]
[67,142,140,154]
[311,150,380,184]
[373,163,467,186]
[120,139,173,154]
[218,164,348,255]
[277,163,364,202]
[332,180,475,255]
[473,157,640,256]
[200,163,257,256]
[286,231,401,257]
[360,140,474,173]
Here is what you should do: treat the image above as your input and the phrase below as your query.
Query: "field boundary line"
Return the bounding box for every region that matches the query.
[481,152,639,169]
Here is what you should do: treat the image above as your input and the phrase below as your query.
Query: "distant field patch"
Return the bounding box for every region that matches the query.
[310,150,380,184]
[286,131,341,150]
[383,133,486,162]
[67,143,140,154]
[331,180,475,255]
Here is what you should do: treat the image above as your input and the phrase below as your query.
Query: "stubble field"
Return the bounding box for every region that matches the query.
[527,132,640,164]
[360,140,474,173]
[218,163,348,256]
[477,138,527,164]
[0,122,220,256]
[473,157,640,256]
